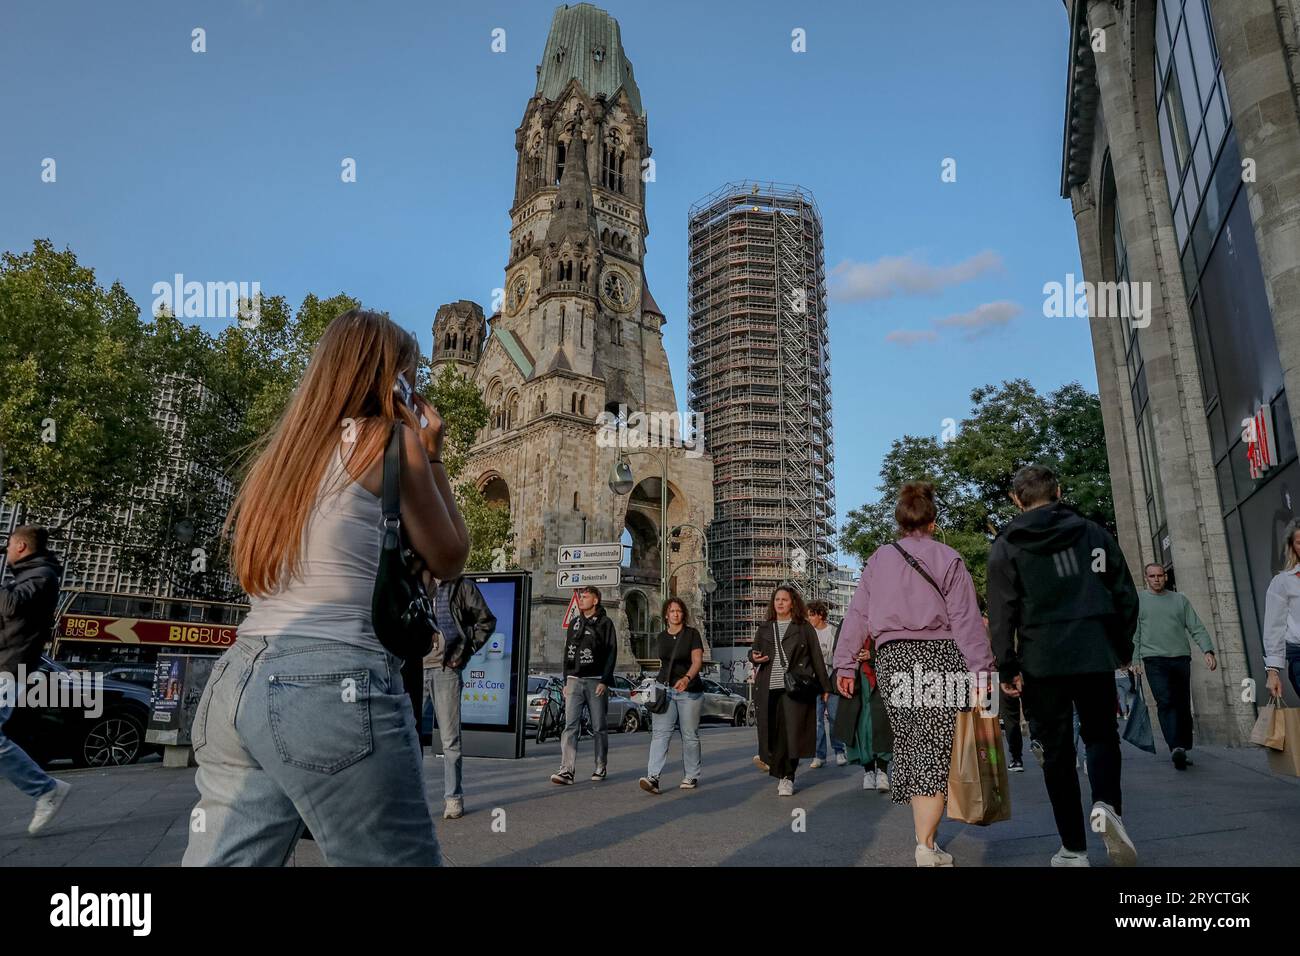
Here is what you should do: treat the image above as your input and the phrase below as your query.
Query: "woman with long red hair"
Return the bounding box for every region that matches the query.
[184,308,468,866]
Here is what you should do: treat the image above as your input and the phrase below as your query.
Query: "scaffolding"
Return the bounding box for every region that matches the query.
[687,182,836,648]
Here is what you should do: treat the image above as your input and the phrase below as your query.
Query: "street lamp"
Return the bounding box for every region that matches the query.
[608,448,671,611]
[608,459,635,496]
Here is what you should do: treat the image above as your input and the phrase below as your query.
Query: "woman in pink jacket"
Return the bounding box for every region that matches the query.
[833,482,995,866]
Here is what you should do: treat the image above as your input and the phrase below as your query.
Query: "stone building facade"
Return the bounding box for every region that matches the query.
[1061,0,1300,743]
[431,3,713,670]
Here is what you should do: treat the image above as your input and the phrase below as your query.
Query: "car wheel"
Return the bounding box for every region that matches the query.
[76,712,144,768]
[733,706,747,727]
[621,710,639,734]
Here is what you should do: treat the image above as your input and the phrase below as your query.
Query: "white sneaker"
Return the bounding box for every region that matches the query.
[809,758,825,769]
[915,842,954,867]
[862,770,875,790]
[28,780,71,835]
[442,797,464,820]
[875,770,890,791]
[835,752,847,766]
[1090,801,1137,867]
[1051,846,1091,867]
[777,777,794,797]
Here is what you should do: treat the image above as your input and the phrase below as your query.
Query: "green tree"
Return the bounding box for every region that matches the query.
[0,240,165,540]
[841,379,1114,600]
[423,363,514,572]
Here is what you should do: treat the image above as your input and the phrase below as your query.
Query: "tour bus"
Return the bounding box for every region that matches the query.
[52,589,249,670]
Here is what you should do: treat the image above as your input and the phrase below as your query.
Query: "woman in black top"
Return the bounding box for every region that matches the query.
[638,598,705,795]
[748,585,832,796]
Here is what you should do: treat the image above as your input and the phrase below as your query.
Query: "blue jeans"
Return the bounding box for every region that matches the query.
[0,676,56,799]
[1287,644,1300,697]
[647,689,702,780]
[560,677,608,774]
[183,635,440,866]
[815,694,844,759]
[425,667,463,800]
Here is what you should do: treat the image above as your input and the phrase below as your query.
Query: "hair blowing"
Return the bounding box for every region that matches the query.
[226,309,421,596]
[895,481,937,534]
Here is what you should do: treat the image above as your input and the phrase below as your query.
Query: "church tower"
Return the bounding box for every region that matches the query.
[455,3,713,669]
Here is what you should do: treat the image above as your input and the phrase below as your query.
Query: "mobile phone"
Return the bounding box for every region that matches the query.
[393,372,429,427]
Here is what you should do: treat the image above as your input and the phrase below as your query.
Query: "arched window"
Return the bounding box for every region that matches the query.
[555,140,567,184]
[602,129,625,194]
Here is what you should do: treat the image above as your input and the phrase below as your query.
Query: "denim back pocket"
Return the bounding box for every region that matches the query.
[266,669,374,774]
[191,657,231,753]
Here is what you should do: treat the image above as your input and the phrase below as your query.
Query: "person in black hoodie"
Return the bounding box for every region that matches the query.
[551,586,618,785]
[0,526,72,833]
[424,575,497,820]
[987,465,1140,867]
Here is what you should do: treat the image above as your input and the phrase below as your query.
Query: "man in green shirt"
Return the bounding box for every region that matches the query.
[1132,564,1217,770]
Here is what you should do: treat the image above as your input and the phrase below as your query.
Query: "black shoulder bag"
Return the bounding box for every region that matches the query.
[647,631,686,715]
[777,623,820,702]
[371,423,437,661]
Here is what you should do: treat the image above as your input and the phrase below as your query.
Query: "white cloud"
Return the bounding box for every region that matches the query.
[830,250,1003,302]
[884,329,940,346]
[932,300,1022,338]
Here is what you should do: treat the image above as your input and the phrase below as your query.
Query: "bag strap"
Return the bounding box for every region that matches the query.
[380,423,402,552]
[661,628,687,685]
[773,622,791,669]
[891,541,944,598]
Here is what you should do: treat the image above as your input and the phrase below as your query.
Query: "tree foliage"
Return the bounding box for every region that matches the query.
[0,241,165,535]
[2,239,514,597]
[841,379,1114,599]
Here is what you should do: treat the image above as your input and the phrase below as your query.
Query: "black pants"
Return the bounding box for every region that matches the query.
[1143,656,1193,752]
[1022,671,1122,853]
[1001,694,1024,762]
[767,690,798,779]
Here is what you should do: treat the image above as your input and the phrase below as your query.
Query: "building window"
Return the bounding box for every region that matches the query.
[602,129,625,194]
[555,141,566,185]
[1156,0,1230,249]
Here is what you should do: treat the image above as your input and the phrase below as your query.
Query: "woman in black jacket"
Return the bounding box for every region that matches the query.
[748,585,832,796]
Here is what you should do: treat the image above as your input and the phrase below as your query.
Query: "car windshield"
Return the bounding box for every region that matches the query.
[527,677,548,694]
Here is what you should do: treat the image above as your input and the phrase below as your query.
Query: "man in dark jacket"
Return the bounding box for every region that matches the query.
[987,465,1139,868]
[551,586,618,785]
[423,575,498,820]
[0,526,72,833]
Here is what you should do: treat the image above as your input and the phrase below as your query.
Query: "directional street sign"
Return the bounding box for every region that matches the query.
[557,543,622,565]
[556,566,621,588]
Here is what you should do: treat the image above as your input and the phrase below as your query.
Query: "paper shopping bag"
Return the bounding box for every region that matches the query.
[1266,703,1300,777]
[946,708,1012,825]
[1249,697,1286,751]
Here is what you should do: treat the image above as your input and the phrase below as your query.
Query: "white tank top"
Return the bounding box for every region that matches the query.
[237,441,385,650]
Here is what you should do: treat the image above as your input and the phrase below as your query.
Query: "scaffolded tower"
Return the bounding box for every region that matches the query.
[687,182,835,649]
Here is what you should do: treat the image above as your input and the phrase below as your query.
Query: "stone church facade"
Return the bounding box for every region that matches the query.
[431,3,713,670]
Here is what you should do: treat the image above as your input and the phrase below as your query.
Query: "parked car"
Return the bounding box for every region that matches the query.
[525,672,647,738]
[81,662,156,688]
[698,677,749,726]
[3,657,158,767]
[526,674,564,740]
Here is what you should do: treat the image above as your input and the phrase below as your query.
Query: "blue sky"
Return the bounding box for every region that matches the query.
[1,0,1091,557]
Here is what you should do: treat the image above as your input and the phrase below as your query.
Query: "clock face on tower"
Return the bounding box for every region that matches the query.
[599,265,635,313]
[507,271,529,316]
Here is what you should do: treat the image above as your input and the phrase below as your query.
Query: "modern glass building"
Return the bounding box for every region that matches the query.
[1062,0,1300,740]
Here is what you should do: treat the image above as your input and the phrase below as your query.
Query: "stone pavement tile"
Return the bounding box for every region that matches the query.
[66,838,163,867]
[1,726,1296,867]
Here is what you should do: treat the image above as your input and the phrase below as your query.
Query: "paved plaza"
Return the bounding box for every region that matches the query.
[1,726,1297,867]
